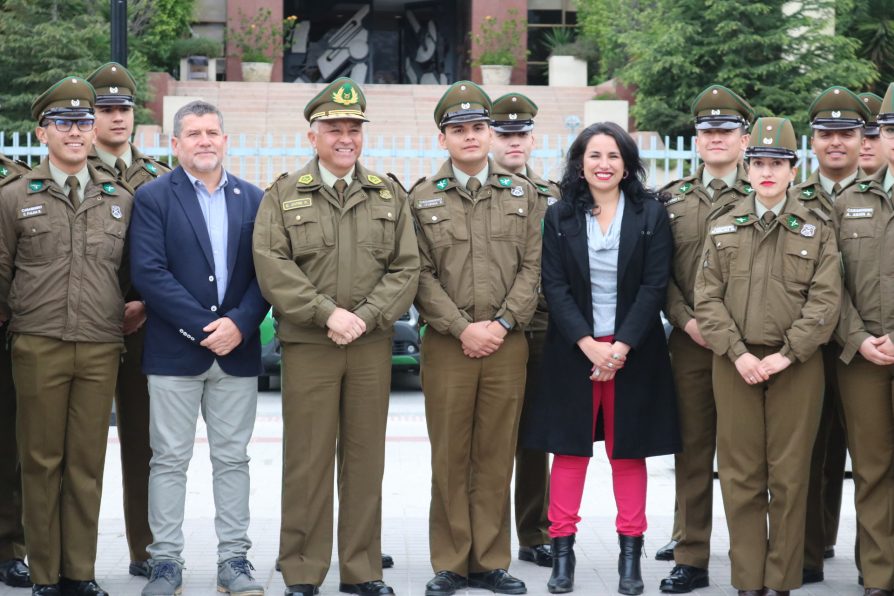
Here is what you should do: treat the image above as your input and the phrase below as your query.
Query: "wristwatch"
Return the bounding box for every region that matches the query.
[495,317,513,331]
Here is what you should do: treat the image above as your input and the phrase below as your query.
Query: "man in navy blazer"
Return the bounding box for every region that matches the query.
[130,100,268,596]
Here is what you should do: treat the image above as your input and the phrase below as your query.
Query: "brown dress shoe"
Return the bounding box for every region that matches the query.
[737,591,763,596]
[764,590,789,596]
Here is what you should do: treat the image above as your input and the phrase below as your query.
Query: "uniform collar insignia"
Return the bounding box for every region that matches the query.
[102,182,116,194]
[744,184,754,193]
[146,163,157,174]
[734,215,750,224]
[537,185,549,193]
[801,188,815,198]
[679,182,692,193]
[859,182,870,191]
[28,180,43,192]
[498,177,512,187]
[0,166,6,177]
[367,174,382,184]
[786,214,800,230]
[436,178,449,190]
[298,174,314,184]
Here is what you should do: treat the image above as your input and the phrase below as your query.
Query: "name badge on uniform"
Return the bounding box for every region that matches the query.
[282,197,312,211]
[709,225,736,235]
[416,197,445,209]
[845,207,873,218]
[19,204,45,218]
[800,224,816,237]
[111,205,123,219]
[664,196,684,206]
[510,186,524,197]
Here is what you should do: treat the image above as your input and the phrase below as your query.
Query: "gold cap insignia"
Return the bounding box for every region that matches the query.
[332,83,359,106]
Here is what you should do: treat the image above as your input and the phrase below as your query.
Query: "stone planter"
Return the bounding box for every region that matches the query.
[548,55,588,87]
[480,65,512,85]
[584,100,630,130]
[241,61,273,82]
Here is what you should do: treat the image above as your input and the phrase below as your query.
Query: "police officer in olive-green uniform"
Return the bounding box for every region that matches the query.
[488,92,558,569]
[0,77,133,596]
[695,117,841,594]
[796,87,870,583]
[252,78,419,596]
[656,84,754,592]
[85,61,170,579]
[831,82,894,596]
[859,92,886,176]
[411,81,543,596]
[0,154,31,589]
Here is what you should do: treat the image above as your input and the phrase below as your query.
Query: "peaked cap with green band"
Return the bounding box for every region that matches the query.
[878,82,894,126]
[434,80,491,129]
[745,117,797,160]
[691,84,754,130]
[808,86,868,130]
[304,77,369,123]
[859,92,883,137]
[491,92,537,133]
[86,62,136,106]
[31,76,96,121]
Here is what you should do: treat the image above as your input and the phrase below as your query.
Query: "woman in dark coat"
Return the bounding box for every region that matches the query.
[520,122,680,595]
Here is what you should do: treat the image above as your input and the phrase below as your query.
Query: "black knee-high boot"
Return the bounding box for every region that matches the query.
[547,534,575,594]
[617,534,644,595]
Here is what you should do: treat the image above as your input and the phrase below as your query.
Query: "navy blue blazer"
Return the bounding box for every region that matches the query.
[130,166,268,377]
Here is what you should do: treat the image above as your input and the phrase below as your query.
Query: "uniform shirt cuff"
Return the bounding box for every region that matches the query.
[313,297,338,328]
[726,340,748,361]
[449,317,470,339]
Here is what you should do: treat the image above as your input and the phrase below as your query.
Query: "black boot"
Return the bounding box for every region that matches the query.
[547,535,575,594]
[618,534,644,595]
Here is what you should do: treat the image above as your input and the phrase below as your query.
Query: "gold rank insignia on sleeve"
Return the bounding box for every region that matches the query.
[283,197,312,210]
[367,174,382,184]
[298,174,314,184]
[379,189,392,200]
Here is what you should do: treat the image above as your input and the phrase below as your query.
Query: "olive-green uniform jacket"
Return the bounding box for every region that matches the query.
[0,160,132,342]
[409,158,544,337]
[832,167,894,363]
[252,157,420,345]
[0,155,29,187]
[792,170,861,215]
[88,144,169,195]
[519,167,559,333]
[662,164,752,330]
[694,196,841,363]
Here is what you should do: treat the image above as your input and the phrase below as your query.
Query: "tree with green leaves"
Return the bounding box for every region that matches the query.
[837,0,894,96]
[579,0,877,136]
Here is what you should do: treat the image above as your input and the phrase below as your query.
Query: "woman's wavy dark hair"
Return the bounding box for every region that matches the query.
[559,122,660,214]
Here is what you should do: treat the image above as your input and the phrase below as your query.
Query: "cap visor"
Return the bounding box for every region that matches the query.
[812,120,862,130]
[491,122,534,133]
[441,113,490,127]
[313,114,370,123]
[695,120,742,130]
[95,96,135,107]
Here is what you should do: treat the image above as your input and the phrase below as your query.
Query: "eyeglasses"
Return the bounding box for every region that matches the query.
[42,118,95,132]
[880,125,894,139]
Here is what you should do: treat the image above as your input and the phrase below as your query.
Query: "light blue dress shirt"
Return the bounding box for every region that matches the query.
[185,170,229,304]
[586,192,625,337]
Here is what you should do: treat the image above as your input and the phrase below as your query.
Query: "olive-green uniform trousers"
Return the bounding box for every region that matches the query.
[803,342,847,572]
[0,326,25,562]
[667,329,715,569]
[835,356,894,590]
[424,330,528,574]
[714,348,824,591]
[514,329,550,548]
[12,335,120,584]
[115,326,153,563]
[278,339,392,586]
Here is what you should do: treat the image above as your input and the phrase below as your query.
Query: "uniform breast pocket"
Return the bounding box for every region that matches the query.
[491,200,529,241]
[285,210,333,256]
[781,241,817,287]
[16,215,56,261]
[419,206,454,248]
[101,219,127,261]
[367,205,396,247]
[839,220,876,264]
[710,234,740,276]
[668,210,697,245]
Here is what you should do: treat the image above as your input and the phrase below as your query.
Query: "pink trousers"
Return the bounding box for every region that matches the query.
[548,346,648,538]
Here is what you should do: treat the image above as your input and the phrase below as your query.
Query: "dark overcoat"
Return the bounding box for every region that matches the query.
[520,192,681,458]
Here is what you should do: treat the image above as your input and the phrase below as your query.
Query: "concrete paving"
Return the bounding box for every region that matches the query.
[1,373,864,596]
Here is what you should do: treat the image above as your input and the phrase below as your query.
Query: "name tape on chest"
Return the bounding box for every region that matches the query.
[19,204,46,218]
[664,196,684,206]
[709,224,736,235]
[845,207,874,218]
[416,197,445,209]
[282,197,312,211]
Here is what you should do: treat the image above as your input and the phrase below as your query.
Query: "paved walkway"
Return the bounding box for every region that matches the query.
[1,374,864,595]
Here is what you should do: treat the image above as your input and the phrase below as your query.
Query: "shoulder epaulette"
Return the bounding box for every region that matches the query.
[265,172,289,192]
[707,202,736,221]
[809,207,831,224]
[386,173,408,194]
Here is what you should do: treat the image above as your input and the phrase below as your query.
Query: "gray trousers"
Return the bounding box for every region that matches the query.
[146,361,258,565]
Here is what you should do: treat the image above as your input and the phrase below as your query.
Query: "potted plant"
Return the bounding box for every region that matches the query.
[227,8,284,82]
[171,37,223,81]
[542,27,596,87]
[471,9,528,85]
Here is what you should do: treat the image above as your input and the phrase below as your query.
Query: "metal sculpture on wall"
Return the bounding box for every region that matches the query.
[285,5,371,83]
[403,7,447,84]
